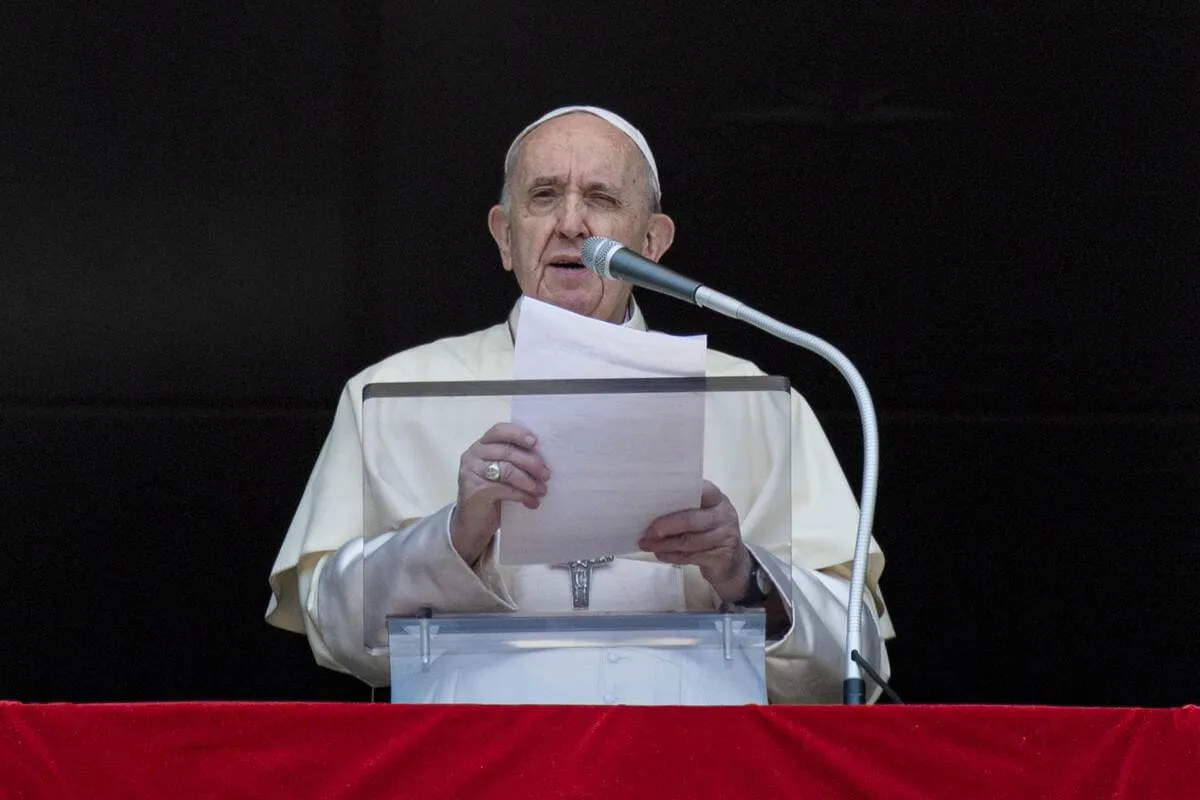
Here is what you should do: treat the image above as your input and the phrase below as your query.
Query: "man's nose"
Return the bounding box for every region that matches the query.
[555,194,589,239]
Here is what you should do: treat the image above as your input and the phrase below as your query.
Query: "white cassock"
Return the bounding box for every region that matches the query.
[266,298,894,704]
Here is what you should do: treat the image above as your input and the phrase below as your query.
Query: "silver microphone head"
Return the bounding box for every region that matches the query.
[581,236,624,279]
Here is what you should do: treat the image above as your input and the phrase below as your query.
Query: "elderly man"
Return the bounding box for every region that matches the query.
[266,106,894,703]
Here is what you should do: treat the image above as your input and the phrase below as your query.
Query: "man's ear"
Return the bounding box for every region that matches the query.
[488,205,514,272]
[641,213,676,263]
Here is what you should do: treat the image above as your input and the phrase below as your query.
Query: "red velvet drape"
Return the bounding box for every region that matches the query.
[2,702,1197,799]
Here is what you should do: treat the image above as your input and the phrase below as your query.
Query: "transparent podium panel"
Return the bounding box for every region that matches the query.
[387,610,767,705]
[360,377,792,704]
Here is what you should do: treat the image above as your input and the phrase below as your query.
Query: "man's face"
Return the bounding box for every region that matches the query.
[488,113,674,324]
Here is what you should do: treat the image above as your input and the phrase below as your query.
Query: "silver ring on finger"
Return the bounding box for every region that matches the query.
[483,461,502,482]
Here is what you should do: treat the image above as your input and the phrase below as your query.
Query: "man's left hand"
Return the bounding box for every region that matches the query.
[638,480,752,604]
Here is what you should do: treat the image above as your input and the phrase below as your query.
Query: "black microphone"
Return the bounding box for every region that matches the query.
[581,236,703,305]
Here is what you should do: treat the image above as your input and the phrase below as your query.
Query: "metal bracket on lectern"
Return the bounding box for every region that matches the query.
[417,606,433,667]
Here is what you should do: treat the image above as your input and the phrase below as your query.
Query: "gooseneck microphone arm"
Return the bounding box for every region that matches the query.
[581,236,880,705]
[693,285,879,705]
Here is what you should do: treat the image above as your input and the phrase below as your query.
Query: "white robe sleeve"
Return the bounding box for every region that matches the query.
[751,546,890,704]
[299,503,516,686]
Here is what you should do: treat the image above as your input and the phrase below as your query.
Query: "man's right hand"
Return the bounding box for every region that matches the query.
[450,422,549,565]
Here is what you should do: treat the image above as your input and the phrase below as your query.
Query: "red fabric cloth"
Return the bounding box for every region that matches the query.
[1,702,1197,799]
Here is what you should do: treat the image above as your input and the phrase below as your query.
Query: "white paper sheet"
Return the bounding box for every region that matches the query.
[498,297,707,565]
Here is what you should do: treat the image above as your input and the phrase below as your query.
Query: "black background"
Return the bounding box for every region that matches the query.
[3,3,1198,706]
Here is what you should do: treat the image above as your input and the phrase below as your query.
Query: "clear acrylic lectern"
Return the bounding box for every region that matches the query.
[361,376,793,705]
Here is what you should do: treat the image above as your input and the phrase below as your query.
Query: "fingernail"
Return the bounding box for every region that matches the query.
[542,470,551,481]
[524,435,536,446]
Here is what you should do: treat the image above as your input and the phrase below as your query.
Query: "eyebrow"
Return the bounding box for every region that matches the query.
[582,180,619,195]
[526,176,563,191]
[524,176,622,195]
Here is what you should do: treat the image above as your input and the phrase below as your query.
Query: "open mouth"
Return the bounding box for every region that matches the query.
[548,258,586,270]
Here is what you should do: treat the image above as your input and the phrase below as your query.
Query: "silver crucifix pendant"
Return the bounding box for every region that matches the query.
[553,556,614,609]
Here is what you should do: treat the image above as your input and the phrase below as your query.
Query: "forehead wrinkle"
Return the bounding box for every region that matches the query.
[518,120,641,183]
[526,174,565,189]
